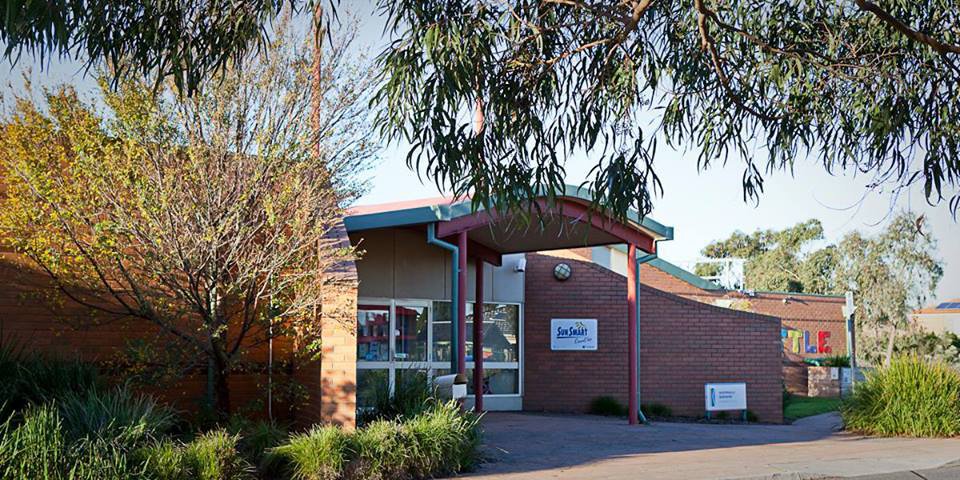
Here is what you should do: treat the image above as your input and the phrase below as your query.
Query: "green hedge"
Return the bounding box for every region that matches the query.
[841,356,960,437]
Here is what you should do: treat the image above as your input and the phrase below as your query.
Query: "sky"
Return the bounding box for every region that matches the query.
[1,4,957,304]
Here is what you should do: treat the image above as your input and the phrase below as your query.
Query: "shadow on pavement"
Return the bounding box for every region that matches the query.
[472,411,848,477]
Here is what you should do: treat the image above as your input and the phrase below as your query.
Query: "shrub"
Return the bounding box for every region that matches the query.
[358,370,434,426]
[589,396,626,416]
[821,355,851,367]
[184,429,254,480]
[0,403,143,480]
[0,338,100,417]
[139,439,189,480]
[270,425,352,480]
[226,416,288,467]
[269,401,482,480]
[349,420,408,479]
[841,356,960,437]
[403,401,482,477]
[642,402,673,418]
[58,385,176,443]
[0,403,69,478]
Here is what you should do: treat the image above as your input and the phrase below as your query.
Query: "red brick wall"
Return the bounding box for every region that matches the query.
[524,252,783,423]
[1,244,358,427]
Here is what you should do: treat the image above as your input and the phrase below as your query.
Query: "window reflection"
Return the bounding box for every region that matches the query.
[357,305,390,361]
[467,304,520,363]
[394,305,428,361]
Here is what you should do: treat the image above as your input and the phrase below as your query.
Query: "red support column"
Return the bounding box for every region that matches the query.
[457,232,468,375]
[627,243,639,425]
[473,256,485,412]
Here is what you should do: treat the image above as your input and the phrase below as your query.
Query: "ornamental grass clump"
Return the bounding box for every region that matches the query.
[841,356,960,437]
[268,401,482,480]
[269,425,351,480]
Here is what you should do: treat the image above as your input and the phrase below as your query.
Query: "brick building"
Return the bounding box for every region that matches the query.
[523,251,782,421]
[570,246,847,360]
[2,186,786,426]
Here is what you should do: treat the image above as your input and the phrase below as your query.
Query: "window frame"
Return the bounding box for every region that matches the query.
[357,297,523,399]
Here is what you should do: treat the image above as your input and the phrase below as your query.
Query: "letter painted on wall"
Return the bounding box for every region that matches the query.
[817,331,832,354]
[782,327,832,354]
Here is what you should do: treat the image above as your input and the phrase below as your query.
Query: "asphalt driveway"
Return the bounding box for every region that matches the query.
[463,412,960,480]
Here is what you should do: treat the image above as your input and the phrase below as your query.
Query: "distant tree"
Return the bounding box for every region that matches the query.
[836,213,943,366]
[696,219,837,293]
[3,1,959,218]
[699,214,943,364]
[0,21,378,416]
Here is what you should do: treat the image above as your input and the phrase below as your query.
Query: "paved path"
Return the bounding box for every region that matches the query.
[833,460,960,480]
[463,412,960,480]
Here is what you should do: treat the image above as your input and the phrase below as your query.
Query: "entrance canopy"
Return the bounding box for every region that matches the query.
[344,185,673,425]
[345,185,673,258]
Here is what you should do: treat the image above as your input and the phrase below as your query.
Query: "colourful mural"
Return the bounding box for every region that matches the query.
[781,328,832,354]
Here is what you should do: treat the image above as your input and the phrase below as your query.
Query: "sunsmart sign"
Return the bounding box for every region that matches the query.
[550,319,598,350]
[705,382,747,411]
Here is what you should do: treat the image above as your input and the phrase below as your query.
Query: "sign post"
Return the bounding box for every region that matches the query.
[842,291,858,389]
[704,382,747,420]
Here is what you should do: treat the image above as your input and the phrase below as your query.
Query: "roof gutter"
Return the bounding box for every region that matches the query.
[427,223,459,372]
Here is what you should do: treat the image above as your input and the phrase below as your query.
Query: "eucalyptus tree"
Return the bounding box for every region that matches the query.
[374,0,960,217]
[3,1,959,216]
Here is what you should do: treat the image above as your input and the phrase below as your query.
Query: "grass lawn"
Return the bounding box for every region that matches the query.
[784,396,842,421]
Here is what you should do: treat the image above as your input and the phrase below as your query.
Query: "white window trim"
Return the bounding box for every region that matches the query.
[357,297,524,399]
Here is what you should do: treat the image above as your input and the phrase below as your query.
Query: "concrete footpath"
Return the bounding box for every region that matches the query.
[835,460,960,480]
[464,412,960,480]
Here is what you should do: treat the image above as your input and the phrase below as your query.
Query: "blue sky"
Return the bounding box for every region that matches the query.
[1,5,957,303]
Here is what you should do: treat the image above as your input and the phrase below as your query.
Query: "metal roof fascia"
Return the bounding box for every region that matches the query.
[343,184,675,241]
[343,204,450,232]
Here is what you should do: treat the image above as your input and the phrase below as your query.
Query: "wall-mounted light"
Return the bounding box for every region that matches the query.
[514,257,527,273]
[553,262,572,281]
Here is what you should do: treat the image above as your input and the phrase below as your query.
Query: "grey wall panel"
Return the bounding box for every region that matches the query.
[353,228,525,304]
[492,254,525,303]
[394,228,447,300]
[353,229,395,298]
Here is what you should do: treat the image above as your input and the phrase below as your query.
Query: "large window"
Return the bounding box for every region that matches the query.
[432,301,521,396]
[357,300,522,401]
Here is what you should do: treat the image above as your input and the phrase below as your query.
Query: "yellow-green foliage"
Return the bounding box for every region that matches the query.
[842,356,960,437]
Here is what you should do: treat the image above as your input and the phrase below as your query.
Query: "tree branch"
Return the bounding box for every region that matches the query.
[854,0,960,55]
[694,0,780,122]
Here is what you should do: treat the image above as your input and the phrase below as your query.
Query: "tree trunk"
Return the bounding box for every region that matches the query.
[884,323,897,367]
[212,350,232,416]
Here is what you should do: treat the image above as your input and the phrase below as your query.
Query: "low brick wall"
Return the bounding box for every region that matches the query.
[807,366,841,397]
[783,363,809,396]
[524,252,784,423]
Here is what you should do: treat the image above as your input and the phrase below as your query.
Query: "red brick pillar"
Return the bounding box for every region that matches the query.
[295,221,358,429]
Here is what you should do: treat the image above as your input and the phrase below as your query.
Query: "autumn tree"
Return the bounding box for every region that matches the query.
[3,1,959,218]
[0,22,378,415]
